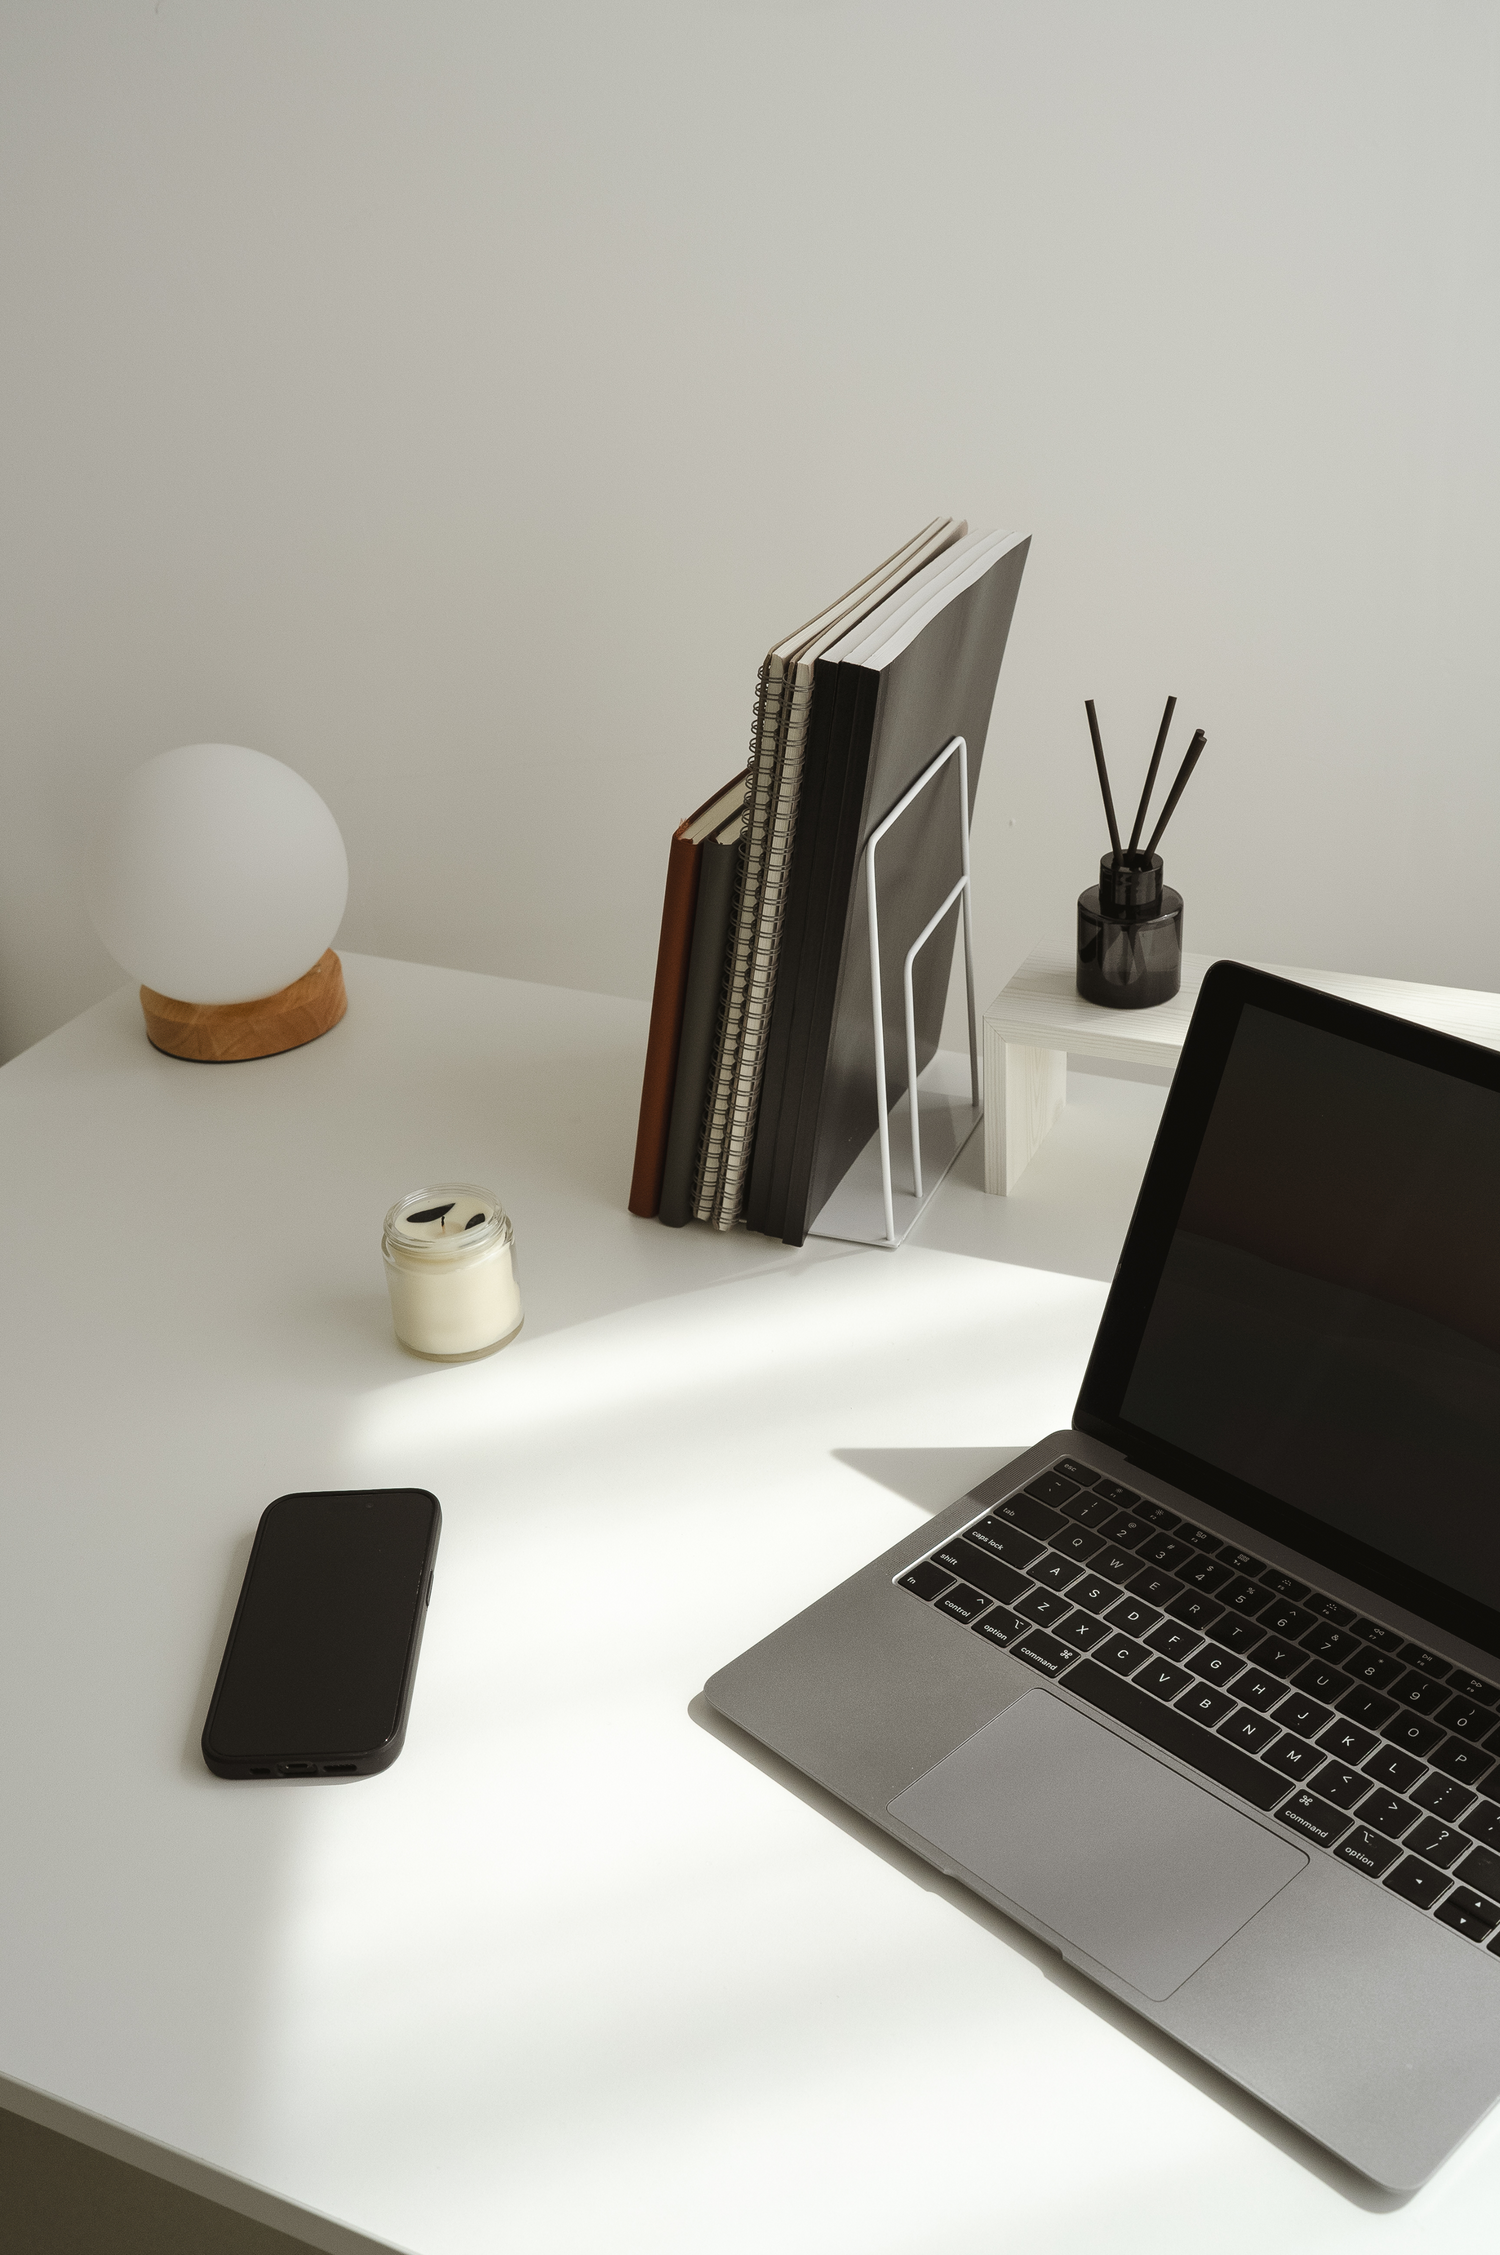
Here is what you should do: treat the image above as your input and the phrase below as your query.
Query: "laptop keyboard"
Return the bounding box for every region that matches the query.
[897,1458,1500,1954]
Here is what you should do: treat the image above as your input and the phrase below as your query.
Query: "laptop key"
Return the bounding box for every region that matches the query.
[1435,1889,1500,1942]
[1233,1668,1287,1713]
[1187,1643,1244,1687]
[992,1496,1065,1542]
[1009,1629,1083,1678]
[1024,1471,1081,1510]
[1261,1734,1325,1784]
[1383,1858,1451,1911]
[1318,1717,1377,1763]
[1260,1568,1311,1600]
[1399,1643,1452,1682]
[1058,1491,1119,1529]
[1259,1599,1317,1641]
[1165,1591,1225,1634]
[1334,1826,1402,1879]
[1249,1636,1303,1679]
[1096,1633,1151,1677]
[1429,1740,1496,1788]
[1138,1534,1194,1573]
[1277,1790,1355,1848]
[937,1583,994,1624]
[1127,1565,1184,1607]
[1103,1595,1161,1637]
[1219,1548,1260,1576]
[1448,1673,1500,1710]
[1303,1595,1358,1627]
[1412,1774,1476,1823]
[1353,1619,1404,1652]
[1016,1587,1075,1628]
[962,1519,1047,1571]
[1436,1698,1492,1738]
[1214,1614,1268,1655]
[1389,1671,1452,1716]
[1053,1457,1102,1488]
[1453,1843,1500,1901]
[1066,1573,1120,1614]
[1405,1818,1470,1868]
[1054,1525,1109,1563]
[1183,1557,1235,1593]
[1177,1683,1238,1728]
[972,1606,1028,1649]
[1272,1692,1332,1738]
[1065,1659,1288,1811]
[1346,1649,1405,1690]
[1218,1708,1280,1753]
[1362,1745,1426,1794]
[1144,1620,1201,1663]
[1290,1660,1352,1704]
[1030,1550,1089,1592]
[1135,1658,1193,1701]
[1179,1526,1223,1554]
[1314,1762,1370,1811]
[1355,1789,1420,1840]
[1336,1685,1398,1729]
[1301,1625,1364,1669]
[1093,1547,1141,1584]
[899,1562,954,1601]
[1091,1477,1143,1510]
[1099,1511,1150,1548]
[1052,1610,1111,1651]
[1461,1798,1500,1848]
[1220,1575,1273,1614]
[1381,1714,1445,1759]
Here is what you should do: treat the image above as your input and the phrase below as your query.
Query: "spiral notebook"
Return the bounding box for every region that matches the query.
[692,516,966,1229]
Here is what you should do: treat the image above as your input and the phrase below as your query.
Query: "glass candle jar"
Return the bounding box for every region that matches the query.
[382,1183,523,1359]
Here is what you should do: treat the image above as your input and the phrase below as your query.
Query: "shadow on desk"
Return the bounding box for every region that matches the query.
[689,1695,1412,2215]
[831,1446,1028,1515]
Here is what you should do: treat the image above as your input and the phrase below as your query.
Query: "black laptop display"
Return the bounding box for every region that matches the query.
[1078,969,1500,1658]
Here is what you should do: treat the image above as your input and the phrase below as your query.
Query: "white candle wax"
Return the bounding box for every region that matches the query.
[382,1183,523,1359]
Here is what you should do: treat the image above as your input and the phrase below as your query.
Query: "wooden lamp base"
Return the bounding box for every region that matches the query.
[141,949,347,1062]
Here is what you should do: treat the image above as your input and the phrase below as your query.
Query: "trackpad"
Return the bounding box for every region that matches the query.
[888,1690,1306,2000]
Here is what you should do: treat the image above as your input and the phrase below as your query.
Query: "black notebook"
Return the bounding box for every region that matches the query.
[748,529,1029,1244]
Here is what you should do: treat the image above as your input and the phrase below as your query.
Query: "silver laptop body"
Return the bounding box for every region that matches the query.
[706,964,1500,2191]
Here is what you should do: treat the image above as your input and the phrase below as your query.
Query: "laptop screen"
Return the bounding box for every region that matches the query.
[1078,971,1500,1656]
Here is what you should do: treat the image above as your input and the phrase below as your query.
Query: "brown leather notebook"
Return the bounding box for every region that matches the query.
[627,772,746,1216]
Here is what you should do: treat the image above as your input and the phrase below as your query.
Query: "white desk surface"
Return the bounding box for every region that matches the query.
[3,953,1499,2253]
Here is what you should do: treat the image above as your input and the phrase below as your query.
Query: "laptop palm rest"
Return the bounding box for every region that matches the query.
[888,1690,1308,2000]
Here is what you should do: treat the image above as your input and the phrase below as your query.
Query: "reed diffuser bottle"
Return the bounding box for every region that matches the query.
[1076,695,1205,1010]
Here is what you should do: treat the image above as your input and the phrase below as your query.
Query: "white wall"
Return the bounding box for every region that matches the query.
[2,1,1497,1063]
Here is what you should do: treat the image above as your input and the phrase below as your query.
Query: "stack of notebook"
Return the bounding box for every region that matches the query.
[629,518,1030,1244]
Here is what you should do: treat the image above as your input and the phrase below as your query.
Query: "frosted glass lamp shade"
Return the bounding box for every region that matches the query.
[85,744,349,1006]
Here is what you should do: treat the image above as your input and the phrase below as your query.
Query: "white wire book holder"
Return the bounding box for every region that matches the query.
[808,734,983,1250]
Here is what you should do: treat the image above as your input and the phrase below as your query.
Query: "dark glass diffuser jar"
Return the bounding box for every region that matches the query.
[1077,852,1182,1009]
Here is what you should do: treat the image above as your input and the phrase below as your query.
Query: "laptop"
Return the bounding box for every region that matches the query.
[706,960,1500,2191]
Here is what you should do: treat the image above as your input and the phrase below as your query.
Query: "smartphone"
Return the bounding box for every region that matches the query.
[202,1488,441,1779]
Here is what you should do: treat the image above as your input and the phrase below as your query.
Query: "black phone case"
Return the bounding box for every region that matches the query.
[201,1487,441,1780]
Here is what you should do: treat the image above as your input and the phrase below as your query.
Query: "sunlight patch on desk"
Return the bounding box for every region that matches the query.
[340,1247,1104,1475]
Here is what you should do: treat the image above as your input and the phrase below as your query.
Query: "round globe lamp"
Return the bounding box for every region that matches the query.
[85,744,350,1062]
